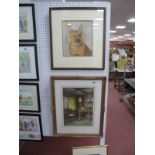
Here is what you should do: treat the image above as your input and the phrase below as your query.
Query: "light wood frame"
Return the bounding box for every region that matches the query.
[51,76,106,137]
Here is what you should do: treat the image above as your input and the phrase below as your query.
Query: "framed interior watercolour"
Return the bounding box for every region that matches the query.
[19,83,41,112]
[19,44,39,81]
[19,114,43,141]
[73,145,108,155]
[49,7,106,70]
[51,77,106,136]
[19,4,37,42]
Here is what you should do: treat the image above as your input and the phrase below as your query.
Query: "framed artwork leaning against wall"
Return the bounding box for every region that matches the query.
[51,77,106,136]
[72,145,108,155]
[49,7,106,70]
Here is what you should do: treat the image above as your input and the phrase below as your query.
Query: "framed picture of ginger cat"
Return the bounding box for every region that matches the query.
[49,7,106,70]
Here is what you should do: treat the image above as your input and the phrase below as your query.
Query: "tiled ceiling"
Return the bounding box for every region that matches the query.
[66,0,135,41]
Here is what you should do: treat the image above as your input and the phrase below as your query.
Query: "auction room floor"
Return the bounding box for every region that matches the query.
[20,81,135,155]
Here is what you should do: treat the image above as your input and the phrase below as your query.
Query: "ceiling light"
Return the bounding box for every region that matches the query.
[118,36,124,38]
[110,30,117,33]
[124,34,131,37]
[128,18,135,23]
[110,39,114,41]
[128,38,134,40]
[116,25,126,29]
[110,38,118,41]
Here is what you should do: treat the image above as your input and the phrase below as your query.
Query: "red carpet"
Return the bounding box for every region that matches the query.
[105,81,135,155]
[20,137,100,155]
[20,81,135,155]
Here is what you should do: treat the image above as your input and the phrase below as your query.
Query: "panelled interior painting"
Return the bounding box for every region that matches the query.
[63,87,94,126]
[51,77,106,136]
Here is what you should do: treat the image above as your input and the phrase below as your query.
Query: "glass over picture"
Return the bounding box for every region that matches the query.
[19,52,31,73]
[62,20,93,57]
[19,13,28,33]
[19,117,38,132]
[19,115,42,140]
[63,88,94,126]
[19,89,33,106]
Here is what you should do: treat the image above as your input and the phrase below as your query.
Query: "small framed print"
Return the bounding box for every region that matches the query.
[19,44,39,81]
[19,4,37,42]
[19,114,43,141]
[72,145,108,155]
[19,83,41,112]
[49,7,106,70]
[51,77,106,136]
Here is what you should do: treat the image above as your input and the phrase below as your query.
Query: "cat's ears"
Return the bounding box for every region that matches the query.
[68,24,83,32]
[68,24,72,32]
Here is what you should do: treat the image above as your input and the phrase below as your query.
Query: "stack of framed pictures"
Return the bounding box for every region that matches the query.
[19,4,43,141]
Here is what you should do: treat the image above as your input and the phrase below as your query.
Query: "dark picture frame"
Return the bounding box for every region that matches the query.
[51,76,106,137]
[49,7,106,70]
[19,83,41,112]
[19,113,43,141]
[19,4,37,42]
[19,44,39,81]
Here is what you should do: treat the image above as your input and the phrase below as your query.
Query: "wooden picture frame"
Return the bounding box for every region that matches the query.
[19,4,37,42]
[19,83,41,112]
[19,114,43,141]
[72,145,108,155]
[49,7,106,70]
[19,44,39,81]
[51,77,106,136]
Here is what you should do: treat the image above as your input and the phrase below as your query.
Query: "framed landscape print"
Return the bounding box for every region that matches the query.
[51,77,106,136]
[49,7,106,70]
[72,145,108,155]
[19,114,43,141]
[19,83,40,112]
[19,4,37,42]
[19,44,39,81]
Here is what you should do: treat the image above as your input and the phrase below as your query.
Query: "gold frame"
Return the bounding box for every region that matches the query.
[72,145,108,155]
[51,76,106,137]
